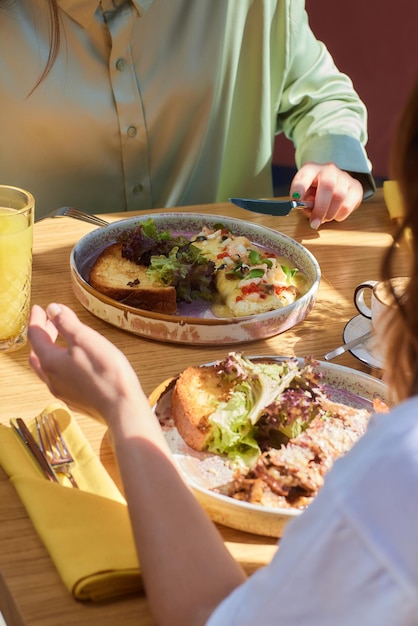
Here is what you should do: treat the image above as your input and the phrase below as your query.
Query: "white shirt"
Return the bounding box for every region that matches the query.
[0,1,372,217]
[207,396,418,625]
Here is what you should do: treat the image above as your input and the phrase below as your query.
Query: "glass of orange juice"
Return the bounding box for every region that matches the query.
[0,185,34,352]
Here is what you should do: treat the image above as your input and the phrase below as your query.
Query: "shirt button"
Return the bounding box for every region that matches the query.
[116,58,126,71]
[127,126,137,138]
[133,184,144,194]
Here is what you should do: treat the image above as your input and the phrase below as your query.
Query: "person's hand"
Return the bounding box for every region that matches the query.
[290,162,363,229]
[28,303,145,425]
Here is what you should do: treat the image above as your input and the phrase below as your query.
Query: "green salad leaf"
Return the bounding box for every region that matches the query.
[281,264,299,282]
[121,219,216,303]
[204,353,325,467]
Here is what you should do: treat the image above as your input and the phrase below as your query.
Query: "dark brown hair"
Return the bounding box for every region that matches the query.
[0,0,61,91]
[33,0,61,91]
[381,79,418,401]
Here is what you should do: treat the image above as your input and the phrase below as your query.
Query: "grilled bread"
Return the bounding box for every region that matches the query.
[89,243,177,314]
[171,364,235,451]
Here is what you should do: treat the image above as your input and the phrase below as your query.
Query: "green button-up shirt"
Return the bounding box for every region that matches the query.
[1,0,373,217]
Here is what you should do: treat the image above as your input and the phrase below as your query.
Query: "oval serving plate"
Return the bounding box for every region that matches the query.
[70,212,321,345]
[150,357,388,537]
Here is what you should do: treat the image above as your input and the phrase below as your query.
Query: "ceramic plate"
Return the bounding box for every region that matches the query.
[343,315,383,370]
[70,213,320,345]
[150,357,388,537]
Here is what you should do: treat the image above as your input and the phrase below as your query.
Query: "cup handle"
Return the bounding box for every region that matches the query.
[354,281,378,319]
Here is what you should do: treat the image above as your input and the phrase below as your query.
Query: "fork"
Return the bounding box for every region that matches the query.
[36,414,79,488]
[35,206,109,228]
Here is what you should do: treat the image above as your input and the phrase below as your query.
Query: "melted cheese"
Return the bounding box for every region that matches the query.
[193,227,307,317]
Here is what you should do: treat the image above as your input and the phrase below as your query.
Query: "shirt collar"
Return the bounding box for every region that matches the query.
[57,0,154,28]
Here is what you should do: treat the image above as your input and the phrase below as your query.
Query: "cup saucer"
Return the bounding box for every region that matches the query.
[343,315,383,370]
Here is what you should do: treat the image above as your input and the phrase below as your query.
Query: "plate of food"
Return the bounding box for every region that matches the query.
[150,353,389,537]
[70,213,320,344]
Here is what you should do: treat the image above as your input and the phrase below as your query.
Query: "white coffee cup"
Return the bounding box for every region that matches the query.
[354,277,409,360]
[354,277,408,323]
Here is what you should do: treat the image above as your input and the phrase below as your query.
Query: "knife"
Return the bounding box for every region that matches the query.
[324,330,373,361]
[229,197,314,216]
[10,418,59,483]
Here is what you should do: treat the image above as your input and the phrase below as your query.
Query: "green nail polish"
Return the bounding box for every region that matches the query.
[292,192,301,199]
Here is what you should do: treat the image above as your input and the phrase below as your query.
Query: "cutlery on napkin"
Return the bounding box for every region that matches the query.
[11,417,59,483]
[229,197,314,216]
[0,403,142,601]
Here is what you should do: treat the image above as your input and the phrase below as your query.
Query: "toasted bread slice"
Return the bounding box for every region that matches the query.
[171,365,235,451]
[89,243,177,314]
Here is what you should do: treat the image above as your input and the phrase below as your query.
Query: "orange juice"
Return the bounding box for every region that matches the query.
[0,206,33,350]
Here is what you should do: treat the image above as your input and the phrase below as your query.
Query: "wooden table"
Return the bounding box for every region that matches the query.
[0,189,409,625]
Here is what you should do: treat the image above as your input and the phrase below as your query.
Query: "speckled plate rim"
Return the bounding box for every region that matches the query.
[150,356,389,536]
[70,212,321,326]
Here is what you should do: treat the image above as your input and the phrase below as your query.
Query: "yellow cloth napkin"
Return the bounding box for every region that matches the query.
[0,402,142,602]
[383,180,412,249]
[383,180,404,220]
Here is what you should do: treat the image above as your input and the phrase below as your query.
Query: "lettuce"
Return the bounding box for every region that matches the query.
[121,219,216,303]
[207,389,261,467]
[205,353,324,467]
